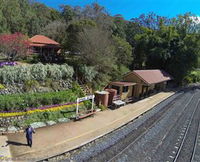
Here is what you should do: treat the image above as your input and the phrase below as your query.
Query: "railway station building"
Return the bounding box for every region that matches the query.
[108,69,173,101]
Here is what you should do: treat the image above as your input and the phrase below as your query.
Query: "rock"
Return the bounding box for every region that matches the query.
[46,121,57,126]
[0,127,6,132]
[58,118,70,123]
[30,122,46,129]
[7,126,18,132]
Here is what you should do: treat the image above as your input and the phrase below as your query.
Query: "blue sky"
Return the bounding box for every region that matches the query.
[37,0,200,20]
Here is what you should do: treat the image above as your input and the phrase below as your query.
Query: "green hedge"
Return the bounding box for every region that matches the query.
[0,83,84,111]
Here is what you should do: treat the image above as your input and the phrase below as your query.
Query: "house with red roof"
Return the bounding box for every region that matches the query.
[29,35,60,57]
[107,69,173,101]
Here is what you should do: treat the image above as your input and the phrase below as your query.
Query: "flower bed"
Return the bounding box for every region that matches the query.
[0,61,17,67]
[0,86,84,111]
[0,101,83,117]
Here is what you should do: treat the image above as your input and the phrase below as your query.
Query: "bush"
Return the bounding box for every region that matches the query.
[0,63,74,84]
[0,83,5,89]
[183,70,200,84]
[24,80,39,92]
[0,86,84,112]
[78,65,98,82]
[99,104,107,111]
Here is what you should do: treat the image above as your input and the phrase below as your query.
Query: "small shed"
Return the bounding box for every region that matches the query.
[123,69,173,98]
[108,82,136,101]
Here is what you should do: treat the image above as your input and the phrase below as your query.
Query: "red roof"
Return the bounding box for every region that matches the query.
[110,82,136,86]
[131,69,173,84]
[30,35,60,45]
[29,43,46,47]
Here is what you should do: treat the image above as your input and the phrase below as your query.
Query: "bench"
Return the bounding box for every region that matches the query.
[75,110,96,120]
[113,100,126,109]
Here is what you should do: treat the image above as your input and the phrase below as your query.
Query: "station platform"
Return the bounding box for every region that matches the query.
[0,91,174,161]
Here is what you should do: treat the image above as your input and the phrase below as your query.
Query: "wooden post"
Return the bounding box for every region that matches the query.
[76,99,79,119]
[91,96,94,112]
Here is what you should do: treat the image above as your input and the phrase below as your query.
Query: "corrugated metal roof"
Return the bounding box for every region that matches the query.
[30,35,60,45]
[132,69,173,84]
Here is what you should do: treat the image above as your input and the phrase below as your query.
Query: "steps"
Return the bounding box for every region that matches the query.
[79,84,92,96]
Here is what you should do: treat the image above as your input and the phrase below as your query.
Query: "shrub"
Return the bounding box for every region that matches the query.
[0,63,74,84]
[0,84,5,89]
[99,104,107,111]
[183,70,200,84]
[0,86,84,112]
[24,80,39,92]
[78,65,98,82]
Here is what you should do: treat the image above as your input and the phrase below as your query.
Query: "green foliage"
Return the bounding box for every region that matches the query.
[71,82,85,96]
[78,65,98,82]
[0,63,74,84]
[113,36,133,66]
[0,88,84,111]
[183,70,200,84]
[132,20,200,83]
[99,104,107,111]
[112,14,128,39]
[24,80,39,92]
[0,0,62,35]
[65,19,97,52]
[0,84,5,89]
[0,1,199,85]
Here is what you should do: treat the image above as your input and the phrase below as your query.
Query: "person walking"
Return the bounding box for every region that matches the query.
[25,125,35,147]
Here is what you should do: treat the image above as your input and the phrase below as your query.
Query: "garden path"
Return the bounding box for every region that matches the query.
[4,91,174,161]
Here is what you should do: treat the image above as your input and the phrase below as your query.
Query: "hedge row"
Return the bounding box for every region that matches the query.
[0,84,84,112]
[0,63,74,84]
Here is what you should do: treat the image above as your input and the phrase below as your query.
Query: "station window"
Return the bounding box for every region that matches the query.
[123,86,129,93]
[111,85,120,95]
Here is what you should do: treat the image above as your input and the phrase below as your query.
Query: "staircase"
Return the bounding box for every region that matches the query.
[78,80,92,95]
[80,84,92,95]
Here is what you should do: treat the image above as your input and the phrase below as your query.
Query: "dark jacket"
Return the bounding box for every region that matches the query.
[25,126,35,139]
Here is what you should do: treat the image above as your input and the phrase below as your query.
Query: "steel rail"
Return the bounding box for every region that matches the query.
[190,101,200,162]
[173,99,200,162]
[107,92,196,162]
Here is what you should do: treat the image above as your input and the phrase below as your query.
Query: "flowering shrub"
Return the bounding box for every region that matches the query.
[0,33,30,61]
[0,102,83,117]
[0,62,17,67]
[0,63,74,84]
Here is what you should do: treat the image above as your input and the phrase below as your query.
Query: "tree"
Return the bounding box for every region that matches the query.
[131,12,171,30]
[0,33,30,61]
[112,14,127,39]
[65,19,97,53]
[76,27,116,70]
[112,36,133,66]
[60,5,77,22]
[40,20,68,44]
[133,22,199,83]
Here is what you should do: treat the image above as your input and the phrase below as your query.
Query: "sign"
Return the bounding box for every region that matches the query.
[76,95,95,119]
[77,95,95,102]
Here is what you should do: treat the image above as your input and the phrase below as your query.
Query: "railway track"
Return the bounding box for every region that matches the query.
[191,113,200,162]
[107,91,198,162]
[172,99,200,162]
[41,89,200,162]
